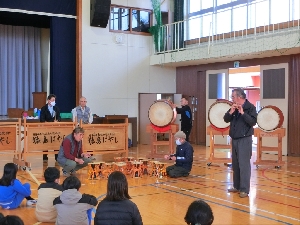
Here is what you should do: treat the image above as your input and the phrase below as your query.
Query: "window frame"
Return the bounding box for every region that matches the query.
[109,5,152,36]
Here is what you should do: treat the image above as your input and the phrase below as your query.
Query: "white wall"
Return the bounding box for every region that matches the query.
[81,0,176,117]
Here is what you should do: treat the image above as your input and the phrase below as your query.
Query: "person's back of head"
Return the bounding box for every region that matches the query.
[44,167,60,183]
[0,213,24,225]
[105,171,131,201]
[62,176,81,190]
[0,163,18,186]
[184,200,214,225]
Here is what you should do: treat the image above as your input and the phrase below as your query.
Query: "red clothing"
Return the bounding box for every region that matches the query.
[61,137,83,161]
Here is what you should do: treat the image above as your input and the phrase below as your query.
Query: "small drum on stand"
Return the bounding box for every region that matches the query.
[257,105,284,132]
[126,156,135,161]
[114,156,125,162]
[208,99,233,131]
[156,162,167,179]
[131,161,142,178]
[148,100,176,127]
[149,160,160,177]
[115,162,127,174]
[141,159,149,175]
[102,162,114,178]
[88,162,105,180]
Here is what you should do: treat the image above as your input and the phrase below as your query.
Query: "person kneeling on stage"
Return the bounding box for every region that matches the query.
[164,131,194,178]
[57,127,92,177]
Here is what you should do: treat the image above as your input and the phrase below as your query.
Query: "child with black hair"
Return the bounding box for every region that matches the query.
[184,200,214,225]
[0,163,37,209]
[35,167,63,222]
[0,212,24,225]
[53,176,97,225]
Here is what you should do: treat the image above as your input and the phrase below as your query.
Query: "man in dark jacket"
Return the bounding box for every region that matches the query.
[40,94,61,123]
[40,94,61,162]
[174,98,193,142]
[224,88,257,198]
[164,131,194,178]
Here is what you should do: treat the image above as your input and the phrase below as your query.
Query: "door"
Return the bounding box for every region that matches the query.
[206,69,229,146]
[260,63,288,155]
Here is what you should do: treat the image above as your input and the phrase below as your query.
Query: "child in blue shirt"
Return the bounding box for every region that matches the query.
[0,163,37,209]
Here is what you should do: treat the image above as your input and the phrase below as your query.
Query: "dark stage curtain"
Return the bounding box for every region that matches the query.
[173,0,184,49]
[50,17,76,113]
[0,0,76,16]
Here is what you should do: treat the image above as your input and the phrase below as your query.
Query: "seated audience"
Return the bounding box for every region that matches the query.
[0,163,37,209]
[53,176,97,225]
[94,171,143,225]
[72,96,93,124]
[184,200,214,225]
[35,167,63,222]
[0,213,24,225]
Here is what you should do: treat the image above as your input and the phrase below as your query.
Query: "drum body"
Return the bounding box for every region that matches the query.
[88,161,105,179]
[257,105,284,131]
[208,100,232,129]
[148,100,175,127]
[132,162,142,178]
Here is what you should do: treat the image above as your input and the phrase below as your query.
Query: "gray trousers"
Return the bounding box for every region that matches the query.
[166,165,190,178]
[231,136,252,194]
[60,157,92,173]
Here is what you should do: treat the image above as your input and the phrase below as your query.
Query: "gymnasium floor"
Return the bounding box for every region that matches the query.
[0,144,299,225]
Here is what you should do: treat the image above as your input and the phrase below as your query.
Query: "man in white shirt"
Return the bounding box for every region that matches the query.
[72,96,93,125]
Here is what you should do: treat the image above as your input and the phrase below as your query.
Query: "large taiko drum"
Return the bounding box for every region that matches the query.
[208,99,232,129]
[257,105,284,131]
[148,100,176,127]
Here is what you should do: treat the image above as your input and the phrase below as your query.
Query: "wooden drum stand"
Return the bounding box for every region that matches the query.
[253,128,286,169]
[146,124,178,158]
[206,126,232,166]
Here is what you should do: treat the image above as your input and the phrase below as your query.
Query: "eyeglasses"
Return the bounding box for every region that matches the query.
[231,95,238,99]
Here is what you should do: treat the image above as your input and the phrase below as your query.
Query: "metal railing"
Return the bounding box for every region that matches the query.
[153,2,300,54]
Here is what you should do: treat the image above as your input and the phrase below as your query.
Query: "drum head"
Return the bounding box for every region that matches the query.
[257,106,284,131]
[208,100,232,129]
[148,101,173,127]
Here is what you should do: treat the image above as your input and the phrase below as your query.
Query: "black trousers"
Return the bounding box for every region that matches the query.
[43,151,58,161]
[182,127,192,142]
[166,165,190,178]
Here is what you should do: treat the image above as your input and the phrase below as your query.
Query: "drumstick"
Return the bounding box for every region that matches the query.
[26,169,41,186]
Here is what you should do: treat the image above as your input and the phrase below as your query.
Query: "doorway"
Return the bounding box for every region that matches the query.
[206,64,288,155]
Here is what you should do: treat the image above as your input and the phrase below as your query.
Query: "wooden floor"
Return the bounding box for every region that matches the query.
[0,144,299,225]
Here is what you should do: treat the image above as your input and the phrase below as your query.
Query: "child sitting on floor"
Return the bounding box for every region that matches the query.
[53,176,97,225]
[35,167,63,222]
[0,163,37,209]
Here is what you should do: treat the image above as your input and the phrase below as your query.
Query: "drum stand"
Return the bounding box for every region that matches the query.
[253,128,286,169]
[146,124,178,158]
[206,126,232,166]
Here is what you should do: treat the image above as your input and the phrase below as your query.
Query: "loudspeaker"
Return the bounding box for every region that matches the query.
[90,0,111,28]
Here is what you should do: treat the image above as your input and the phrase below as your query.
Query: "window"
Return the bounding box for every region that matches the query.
[110,6,151,34]
[186,0,299,40]
[232,4,247,31]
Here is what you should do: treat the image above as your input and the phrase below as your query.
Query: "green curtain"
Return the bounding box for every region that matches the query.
[149,0,163,52]
[173,0,184,49]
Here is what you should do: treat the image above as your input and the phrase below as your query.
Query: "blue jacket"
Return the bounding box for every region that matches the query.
[0,179,31,206]
[174,141,194,171]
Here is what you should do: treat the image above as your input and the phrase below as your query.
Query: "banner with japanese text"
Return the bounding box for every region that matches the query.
[83,127,126,151]
[0,128,17,150]
[27,127,73,151]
